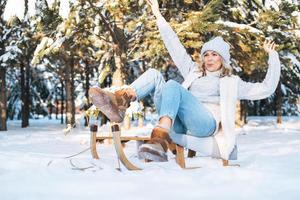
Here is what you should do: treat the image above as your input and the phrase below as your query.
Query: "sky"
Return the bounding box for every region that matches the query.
[3,0,70,21]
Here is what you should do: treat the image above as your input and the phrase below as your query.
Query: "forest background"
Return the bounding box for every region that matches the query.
[0,0,299,131]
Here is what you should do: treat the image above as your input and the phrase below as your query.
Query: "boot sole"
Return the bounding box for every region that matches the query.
[89,87,124,123]
[138,146,168,162]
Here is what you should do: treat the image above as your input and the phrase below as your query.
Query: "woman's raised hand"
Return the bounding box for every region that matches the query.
[263,40,277,53]
[146,0,161,18]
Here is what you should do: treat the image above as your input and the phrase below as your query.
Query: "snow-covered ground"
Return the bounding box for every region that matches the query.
[0,116,300,200]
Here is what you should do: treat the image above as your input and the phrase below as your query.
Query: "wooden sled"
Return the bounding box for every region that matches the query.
[90,124,239,170]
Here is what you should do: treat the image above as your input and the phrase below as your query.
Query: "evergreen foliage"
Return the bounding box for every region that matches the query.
[1,0,299,130]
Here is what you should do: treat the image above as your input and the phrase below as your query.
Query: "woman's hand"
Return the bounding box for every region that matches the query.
[263,40,277,53]
[146,0,162,18]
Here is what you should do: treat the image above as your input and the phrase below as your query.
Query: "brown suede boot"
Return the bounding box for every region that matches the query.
[114,88,136,109]
[89,87,135,123]
[138,126,177,162]
[151,127,177,155]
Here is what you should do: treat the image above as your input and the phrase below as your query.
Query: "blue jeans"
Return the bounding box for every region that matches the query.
[131,69,216,137]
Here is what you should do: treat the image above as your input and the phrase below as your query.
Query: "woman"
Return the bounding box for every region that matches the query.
[89,0,280,162]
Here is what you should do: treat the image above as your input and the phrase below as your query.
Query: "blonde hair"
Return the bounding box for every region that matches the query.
[198,59,232,78]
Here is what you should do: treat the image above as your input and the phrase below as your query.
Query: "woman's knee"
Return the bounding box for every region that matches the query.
[147,68,162,77]
[164,80,181,89]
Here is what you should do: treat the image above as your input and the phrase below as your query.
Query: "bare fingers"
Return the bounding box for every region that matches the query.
[263,40,277,53]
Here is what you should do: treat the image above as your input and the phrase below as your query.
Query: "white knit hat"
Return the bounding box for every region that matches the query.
[200,36,231,69]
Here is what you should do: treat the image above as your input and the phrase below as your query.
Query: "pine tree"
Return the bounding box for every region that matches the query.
[32,0,149,126]
[30,0,299,126]
[4,16,23,121]
[0,0,8,131]
[32,0,94,126]
[19,0,32,128]
[4,0,49,127]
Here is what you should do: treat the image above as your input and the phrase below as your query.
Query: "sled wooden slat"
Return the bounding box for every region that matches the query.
[96,136,151,142]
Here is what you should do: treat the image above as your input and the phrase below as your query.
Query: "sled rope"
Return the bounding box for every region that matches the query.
[47,147,103,171]
[69,159,103,171]
[63,147,91,159]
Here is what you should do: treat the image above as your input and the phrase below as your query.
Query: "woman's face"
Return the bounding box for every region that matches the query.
[203,50,223,72]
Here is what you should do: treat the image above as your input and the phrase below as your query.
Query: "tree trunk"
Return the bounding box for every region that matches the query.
[112,13,125,87]
[241,100,247,124]
[55,95,58,120]
[21,0,30,127]
[60,79,64,124]
[0,2,7,130]
[112,48,125,87]
[24,0,28,16]
[235,100,247,127]
[276,81,282,124]
[254,100,259,116]
[65,58,76,126]
[71,62,76,126]
[22,60,30,128]
[84,61,90,127]
[20,63,29,128]
[48,103,53,119]
[65,71,72,125]
[0,68,7,131]
[235,100,242,127]
[85,62,90,104]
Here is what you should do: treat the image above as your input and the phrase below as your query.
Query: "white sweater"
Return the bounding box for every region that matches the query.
[189,70,221,134]
[156,16,281,160]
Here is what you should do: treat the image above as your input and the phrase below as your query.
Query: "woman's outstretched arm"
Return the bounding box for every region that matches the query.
[237,41,281,100]
[146,0,197,78]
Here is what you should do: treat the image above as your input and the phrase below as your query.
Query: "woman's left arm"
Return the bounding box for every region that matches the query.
[237,41,281,100]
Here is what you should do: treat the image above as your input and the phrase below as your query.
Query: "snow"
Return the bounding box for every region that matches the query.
[264,0,299,11]
[285,53,300,70]
[215,20,263,34]
[0,116,300,199]
[59,0,71,19]
[0,45,22,64]
[3,0,25,20]
[3,0,71,20]
[0,51,12,63]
